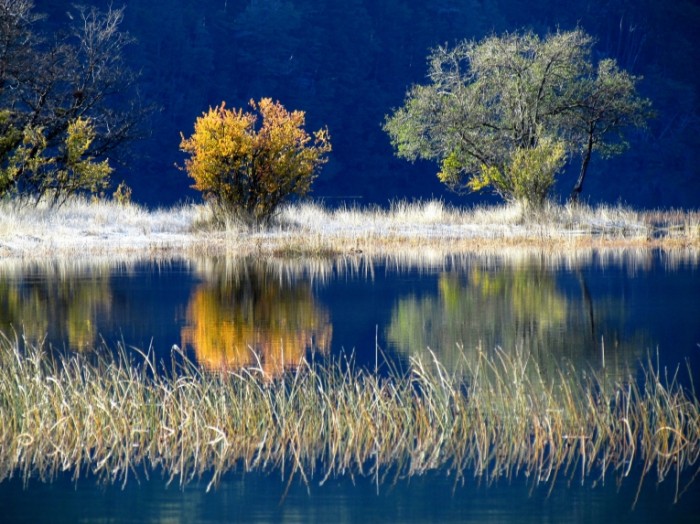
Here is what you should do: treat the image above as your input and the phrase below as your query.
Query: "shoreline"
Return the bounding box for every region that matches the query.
[1,198,699,260]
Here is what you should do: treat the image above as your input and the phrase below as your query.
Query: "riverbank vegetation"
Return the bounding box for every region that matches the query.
[0,333,697,504]
[1,197,699,259]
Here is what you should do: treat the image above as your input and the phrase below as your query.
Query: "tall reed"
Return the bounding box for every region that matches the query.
[0,334,697,504]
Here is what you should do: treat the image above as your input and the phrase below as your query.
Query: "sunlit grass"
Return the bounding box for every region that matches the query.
[1,197,699,259]
[0,332,697,504]
[0,197,202,257]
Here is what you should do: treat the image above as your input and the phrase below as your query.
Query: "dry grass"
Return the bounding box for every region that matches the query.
[0,333,697,504]
[0,197,202,258]
[1,197,699,259]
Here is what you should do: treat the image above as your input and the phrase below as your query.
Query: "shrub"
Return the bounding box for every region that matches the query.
[112,180,133,205]
[180,98,331,225]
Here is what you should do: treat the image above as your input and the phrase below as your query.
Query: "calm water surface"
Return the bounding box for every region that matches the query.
[0,251,698,522]
[2,468,699,523]
[1,252,698,376]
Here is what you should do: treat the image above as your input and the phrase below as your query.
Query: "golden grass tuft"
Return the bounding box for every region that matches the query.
[0,332,697,504]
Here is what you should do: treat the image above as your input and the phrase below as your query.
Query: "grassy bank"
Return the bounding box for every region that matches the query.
[1,198,699,259]
[0,334,697,503]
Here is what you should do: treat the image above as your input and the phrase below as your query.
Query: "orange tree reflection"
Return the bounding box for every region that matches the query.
[181,259,332,376]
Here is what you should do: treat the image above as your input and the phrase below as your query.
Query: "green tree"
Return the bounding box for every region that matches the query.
[384,28,652,207]
[180,98,331,225]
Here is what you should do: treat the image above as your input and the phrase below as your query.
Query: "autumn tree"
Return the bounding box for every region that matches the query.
[180,98,331,225]
[384,29,652,207]
[0,2,143,205]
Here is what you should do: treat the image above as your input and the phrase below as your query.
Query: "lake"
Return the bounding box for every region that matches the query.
[0,250,698,522]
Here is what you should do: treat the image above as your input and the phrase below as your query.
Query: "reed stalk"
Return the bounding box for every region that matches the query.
[0,333,697,504]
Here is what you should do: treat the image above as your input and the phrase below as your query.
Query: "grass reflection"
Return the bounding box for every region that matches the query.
[181,258,332,376]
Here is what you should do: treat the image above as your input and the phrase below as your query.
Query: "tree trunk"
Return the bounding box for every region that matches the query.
[576,271,596,344]
[570,128,594,203]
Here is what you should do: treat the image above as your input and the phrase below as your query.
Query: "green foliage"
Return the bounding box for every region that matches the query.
[0,2,140,206]
[468,138,567,208]
[0,117,112,207]
[385,28,652,207]
[180,98,331,225]
[0,111,25,197]
[0,123,49,200]
[54,118,113,206]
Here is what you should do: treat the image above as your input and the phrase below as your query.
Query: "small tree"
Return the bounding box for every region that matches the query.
[0,2,144,204]
[463,138,567,209]
[1,117,112,206]
[180,98,331,225]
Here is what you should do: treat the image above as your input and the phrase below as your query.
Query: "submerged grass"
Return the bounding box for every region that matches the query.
[0,334,698,504]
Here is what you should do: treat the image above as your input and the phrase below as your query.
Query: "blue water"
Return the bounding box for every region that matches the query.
[1,468,699,523]
[0,251,699,521]
[3,253,697,377]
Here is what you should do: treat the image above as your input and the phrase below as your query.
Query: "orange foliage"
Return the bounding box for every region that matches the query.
[181,274,332,377]
[179,98,331,224]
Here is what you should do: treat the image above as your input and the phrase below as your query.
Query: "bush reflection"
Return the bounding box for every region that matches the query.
[0,263,112,351]
[181,258,332,376]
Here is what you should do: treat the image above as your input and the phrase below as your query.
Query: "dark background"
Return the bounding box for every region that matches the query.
[33,0,700,208]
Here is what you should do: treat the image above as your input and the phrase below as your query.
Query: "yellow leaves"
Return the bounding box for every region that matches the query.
[180,104,255,193]
[463,138,566,207]
[180,98,331,224]
[508,138,566,207]
[180,264,332,377]
[54,118,113,203]
[468,164,502,193]
[1,116,110,205]
[65,118,95,163]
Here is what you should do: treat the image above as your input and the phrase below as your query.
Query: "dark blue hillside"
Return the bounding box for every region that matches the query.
[32,0,700,209]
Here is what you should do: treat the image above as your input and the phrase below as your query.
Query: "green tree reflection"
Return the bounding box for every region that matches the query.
[181,259,332,376]
[387,264,647,377]
[0,264,112,351]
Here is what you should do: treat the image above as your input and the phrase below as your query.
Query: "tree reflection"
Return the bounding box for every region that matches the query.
[387,263,647,377]
[0,264,112,351]
[181,259,332,376]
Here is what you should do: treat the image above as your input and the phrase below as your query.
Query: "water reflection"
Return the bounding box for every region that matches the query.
[181,258,332,375]
[0,249,695,379]
[0,262,113,351]
[387,262,648,377]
